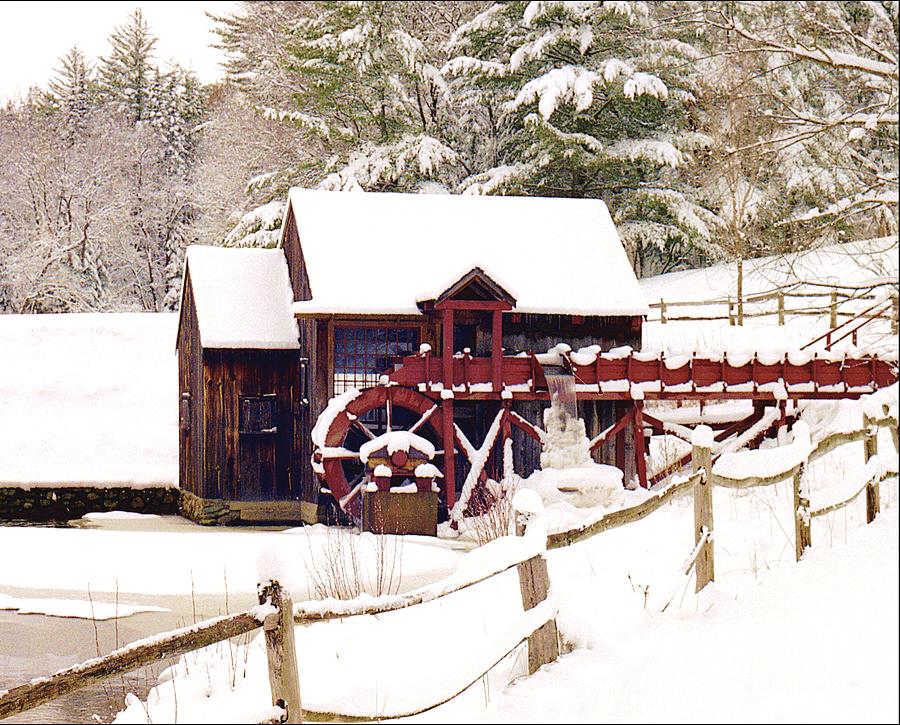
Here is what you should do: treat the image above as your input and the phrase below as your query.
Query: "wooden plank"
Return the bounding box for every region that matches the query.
[292,552,541,624]
[864,418,880,524]
[633,402,649,489]
[794,465,811,561]
[0,612,262,719]
[259,581,303,724]
[517,555,559,675]
[231,500,303,522]
[691,442,715,592]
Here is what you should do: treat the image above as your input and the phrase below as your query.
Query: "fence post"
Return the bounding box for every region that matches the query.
[891,291,899,336]
[691,435,714,592]
[258,580,303,724]
[515,519,559,674]
[863,415,880,524]
[793,465,811,561]
[727,297,734,326]
[516,555,559,674]
[777,292,785,325]
[829,289,838,329]
[660,298,667,324]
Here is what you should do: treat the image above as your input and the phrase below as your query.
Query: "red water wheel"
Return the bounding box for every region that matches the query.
[314,386,445,511]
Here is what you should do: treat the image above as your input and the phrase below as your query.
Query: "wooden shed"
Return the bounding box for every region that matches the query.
[177,189,648,525]
[176,246,307,524]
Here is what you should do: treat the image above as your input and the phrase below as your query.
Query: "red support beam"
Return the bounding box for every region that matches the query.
[633,401,649,489]
[615,403,626,472]
[434,299,513,311]
[508,410,543,443]
[442,398,455,509]
[442,307,454,390]
[492,309,503,391]
[589,405,635,452]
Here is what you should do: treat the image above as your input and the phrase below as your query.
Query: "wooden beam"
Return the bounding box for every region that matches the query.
[259,580,303,724]
[633,401,649,489]
[517,555,559,674]
[508,410,544,443]
[442,399,455,509]
[864,417,880,524]
[691,441,715,592]
[794,465,811,560]
[547,474,700,548]
[442,307,454,389]
[434,299,513,311]
[491,309,503,391]
[588,404,634,452]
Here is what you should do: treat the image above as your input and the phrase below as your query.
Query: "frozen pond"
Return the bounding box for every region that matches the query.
[0,588,257,724]
[0,514,466,722]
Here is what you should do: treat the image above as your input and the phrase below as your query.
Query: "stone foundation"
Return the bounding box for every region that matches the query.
[0,486,179,522]
[177,490,240,526]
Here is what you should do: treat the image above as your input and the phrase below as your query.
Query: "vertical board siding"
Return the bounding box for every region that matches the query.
[203,350,301,503]
[176,270,206,497]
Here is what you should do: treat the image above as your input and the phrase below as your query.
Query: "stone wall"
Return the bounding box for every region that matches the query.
[0,487,179,522]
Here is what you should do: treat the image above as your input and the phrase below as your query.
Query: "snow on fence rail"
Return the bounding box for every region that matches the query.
[1,403,897,722]
[650,280,899,332]
[548,403,899,590]
[0,530,558,723]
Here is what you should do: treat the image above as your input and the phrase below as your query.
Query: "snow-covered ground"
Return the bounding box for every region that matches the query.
[0,313,177,487]
[106,443,899,723]
[640,237,898,360]
[1,241,897,723]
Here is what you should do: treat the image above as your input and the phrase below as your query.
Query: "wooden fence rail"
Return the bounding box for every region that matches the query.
[0,553,557,723]
[648,280,898,331]
[0,606,267,721]
[1,411,897,722]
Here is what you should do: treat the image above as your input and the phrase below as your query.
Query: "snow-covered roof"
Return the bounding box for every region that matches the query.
[184,245,299,349]
[284,189,648,316]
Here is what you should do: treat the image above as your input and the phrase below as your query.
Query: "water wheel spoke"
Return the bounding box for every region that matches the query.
[351,418,377,441]
[316,387,446,512]
[320,449,362,460]
[409,404,438,434]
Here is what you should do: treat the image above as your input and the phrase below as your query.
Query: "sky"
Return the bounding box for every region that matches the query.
[0,1,240,103]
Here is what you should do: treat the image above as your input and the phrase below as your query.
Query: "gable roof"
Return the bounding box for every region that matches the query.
[183,245,299,349]
[434,266,516,307]
[283,188,648,317]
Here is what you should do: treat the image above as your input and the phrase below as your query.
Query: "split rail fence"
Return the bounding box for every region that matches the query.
[0,543,557,723]
[1,406,897,723]
[649,280,899,336]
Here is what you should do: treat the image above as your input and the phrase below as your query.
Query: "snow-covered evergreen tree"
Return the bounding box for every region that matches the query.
[45,47,97,143]
[442,1,721,275]
[98,9,158,123]
[147,64,205,174]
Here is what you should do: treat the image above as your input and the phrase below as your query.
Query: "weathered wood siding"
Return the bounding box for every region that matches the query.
[502,313,642,354]
[281,204,312,303]
[202,350,301,502]
[177,270,206,497]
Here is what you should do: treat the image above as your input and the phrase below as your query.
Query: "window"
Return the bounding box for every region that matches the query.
[239,395,277,434]
[333,326,420,394]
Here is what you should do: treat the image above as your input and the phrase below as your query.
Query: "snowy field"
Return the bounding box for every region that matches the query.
[0,242,897,723]
[0,313,177,487]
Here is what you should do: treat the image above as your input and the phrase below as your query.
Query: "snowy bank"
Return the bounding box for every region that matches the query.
[0,313,177,488]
